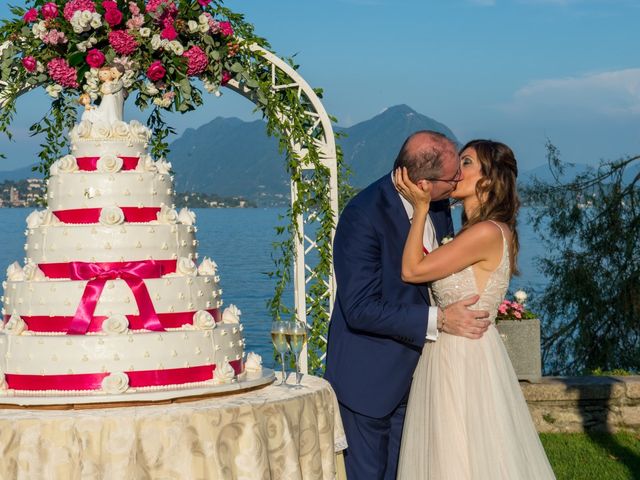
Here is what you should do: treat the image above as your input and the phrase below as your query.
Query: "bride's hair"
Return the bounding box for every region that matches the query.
[459,139,520,275]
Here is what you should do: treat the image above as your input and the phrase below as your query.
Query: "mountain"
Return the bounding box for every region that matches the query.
[0,164,42,182]
[519,163,592,185]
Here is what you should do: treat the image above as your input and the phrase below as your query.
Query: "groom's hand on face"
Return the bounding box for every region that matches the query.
[441,295,491,339]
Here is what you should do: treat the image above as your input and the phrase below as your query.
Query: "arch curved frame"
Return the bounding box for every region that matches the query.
[0,41,338,373]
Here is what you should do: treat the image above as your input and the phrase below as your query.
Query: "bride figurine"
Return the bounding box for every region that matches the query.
[81,64,126,125]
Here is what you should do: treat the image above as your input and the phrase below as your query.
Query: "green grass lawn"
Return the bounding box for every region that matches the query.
[541,431,640,480]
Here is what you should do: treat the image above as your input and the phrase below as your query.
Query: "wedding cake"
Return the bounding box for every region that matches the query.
[0,82,266,403]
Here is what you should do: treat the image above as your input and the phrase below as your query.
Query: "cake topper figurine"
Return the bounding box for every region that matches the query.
[79,64,126,125]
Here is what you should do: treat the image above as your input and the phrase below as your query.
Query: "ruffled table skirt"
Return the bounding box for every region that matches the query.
[0,374,347,479]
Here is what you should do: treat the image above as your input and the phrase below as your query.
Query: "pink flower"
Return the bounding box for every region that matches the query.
[102,0,118,9]
[126,14,145,30]
[514,311,522,319]
[146,60,166,81]
[104,7,123,27]
[219,21,234,37]
[43,29,68,45]
[197,0,212,6]
[23,8,38,23]
[146,0,175,14]
[63,0,96,21]
[221,70,232,86]
[498,304,508,315]
[128,2,141,16]
[183,46,208,76]
[109,30,139,55]
[41,3,59,20]
[160,23,177,40]
[47,58,79,88]
[22,56,37,72]
[86,49,106,68]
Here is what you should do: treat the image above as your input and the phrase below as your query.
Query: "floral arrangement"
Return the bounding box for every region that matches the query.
[496,290,537,322]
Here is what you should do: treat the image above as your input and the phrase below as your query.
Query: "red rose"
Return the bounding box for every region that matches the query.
[160,24,177,40]
[197,0,212,5]
[146,61,166,82]
[104,7,123,27]
[102,0,118,9]
[22,56,37,72]
[23,8,38,23]
[86,49,106,68]
[221,70,232,86]
[41,3,59,20]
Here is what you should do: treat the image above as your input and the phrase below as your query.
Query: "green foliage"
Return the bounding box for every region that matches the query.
[524,141,640,375]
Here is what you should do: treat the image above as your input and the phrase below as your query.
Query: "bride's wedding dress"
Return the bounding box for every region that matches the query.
[397,222,555,479]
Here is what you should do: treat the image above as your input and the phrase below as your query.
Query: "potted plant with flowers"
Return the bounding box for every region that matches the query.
[495,290,542,382]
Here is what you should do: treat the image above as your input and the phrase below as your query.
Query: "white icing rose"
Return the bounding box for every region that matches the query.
[6,262,25,281]
[41,210,62,226]
[101,372,129,394]
[129,120,151,141]
[52,155,78,174]
[156,204,178,224]
[93,121,112,138]
[222,304,241,324]
[26,210,44,229]
[197,257,218,276]
[100,206,125,226]
[0,372,7,390]
[76,120,93,138]
[178,208,196,226]
[112,121,130,138]
[102,315,129,334]
[5,314,26,335]
[97,154,124,173]
[213,361,236,385]
[245,352,263,373]
[23,262,46,281]
[177,257,198,276]
[155,159,172,175]
[193,310,216,330]
[141,155,158,173]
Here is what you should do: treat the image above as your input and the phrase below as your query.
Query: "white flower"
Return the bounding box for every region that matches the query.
[5,314,26,335]
[188,20,199,33]
[6,262,25,281]
[129,120,151,141]
[198,14,209,24]
[151,34,162,50]
[26,210,44,229]
[23,262,46,281]
[53,155,78,174]
[93,121,112,139]
[156,204,178,224]
[97,154,124,173]
[203,79,219,94]
[197,257,218,276]
[140,27,151,38]
[222,304,241,324]
[112,121,130,138]
[101,372,129,394]
[46,84,62,98]
[100,206,125,226]
[514,290,528,305]
[213,361,235,385]
[177,208,196,226]
[193,310,216,330]
[102,315,129,334]
[144,81,159,96]
[245,352,263,373]
[32,21,47,37]
[80,10,93,24]
[169,40,184,56]
[198,22,210,33]
[75,120,93,138]
[155,159,172,175]
[153,97,172,108]
[177,257,198,276]
[441,236,454,245]
[89,12,102,29]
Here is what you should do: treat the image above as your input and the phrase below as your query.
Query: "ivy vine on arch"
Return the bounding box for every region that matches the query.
[0,0,344,374]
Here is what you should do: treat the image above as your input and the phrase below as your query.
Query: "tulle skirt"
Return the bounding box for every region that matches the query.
[397,325,556,479]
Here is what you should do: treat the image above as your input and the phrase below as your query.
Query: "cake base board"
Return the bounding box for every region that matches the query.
[0,369,275,409]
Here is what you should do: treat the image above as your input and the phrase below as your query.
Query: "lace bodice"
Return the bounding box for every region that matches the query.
[431,222,510,324]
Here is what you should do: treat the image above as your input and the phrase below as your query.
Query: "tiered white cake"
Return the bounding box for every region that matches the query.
[0,117,265,402]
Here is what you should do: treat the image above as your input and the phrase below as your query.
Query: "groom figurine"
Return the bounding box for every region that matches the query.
[325,131,491,479]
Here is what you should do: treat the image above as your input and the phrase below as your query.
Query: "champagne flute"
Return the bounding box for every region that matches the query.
[271,321,290,386]
[286,322,308,389]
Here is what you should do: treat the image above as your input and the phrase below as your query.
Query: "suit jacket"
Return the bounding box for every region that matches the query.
[325,173,454,418]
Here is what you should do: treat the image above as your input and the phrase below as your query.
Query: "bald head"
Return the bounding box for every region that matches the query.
[393,131,457,183]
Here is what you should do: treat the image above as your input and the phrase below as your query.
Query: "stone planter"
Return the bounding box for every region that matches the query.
[496,318,542,382]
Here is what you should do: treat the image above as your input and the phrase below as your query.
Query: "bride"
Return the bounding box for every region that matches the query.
[395,140,555,479]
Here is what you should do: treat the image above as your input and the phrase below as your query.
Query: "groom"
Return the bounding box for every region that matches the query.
[325,131,491,479]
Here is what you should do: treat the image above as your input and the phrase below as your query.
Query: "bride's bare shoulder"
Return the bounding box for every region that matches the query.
[459,220,505,242]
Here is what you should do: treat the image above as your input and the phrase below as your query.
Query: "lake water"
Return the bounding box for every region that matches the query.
[0,207,547,368]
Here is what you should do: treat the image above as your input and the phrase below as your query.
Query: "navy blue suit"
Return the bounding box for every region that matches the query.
[325,173,453,479]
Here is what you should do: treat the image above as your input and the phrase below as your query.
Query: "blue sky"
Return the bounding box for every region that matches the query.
[0,0,638,172]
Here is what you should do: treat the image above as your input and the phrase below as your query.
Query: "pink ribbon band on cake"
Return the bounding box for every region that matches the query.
[76,156,139,171]
[39,260,177,279]
[53,207,161,224]
[5,360,243,391]
[4,309,221,333]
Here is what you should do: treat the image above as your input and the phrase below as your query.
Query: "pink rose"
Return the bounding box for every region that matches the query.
[22,56,37,72]
[514,311,522,319]
[128,2,141,16]
[104,7,123,27]
[198,0,212,5]
[146,61,166,82]
[41,3,59,19]
[86,49,106,68]
[160,24,177,40]
[23,8,38,23]
[219,21,234,37]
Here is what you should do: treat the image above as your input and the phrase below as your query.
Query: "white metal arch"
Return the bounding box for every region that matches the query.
[0,41,338,373]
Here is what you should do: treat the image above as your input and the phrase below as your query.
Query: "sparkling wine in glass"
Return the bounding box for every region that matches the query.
[286,322,308,389]
[271,321,290,386]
